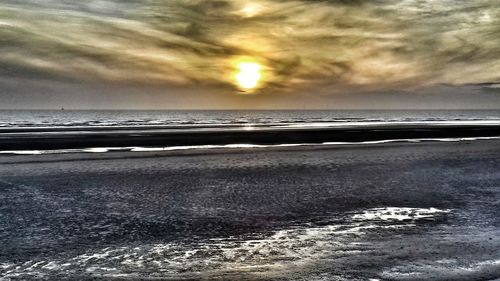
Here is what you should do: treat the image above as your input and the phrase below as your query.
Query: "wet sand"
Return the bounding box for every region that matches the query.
[1,140,500,280]
[1,124,500,150]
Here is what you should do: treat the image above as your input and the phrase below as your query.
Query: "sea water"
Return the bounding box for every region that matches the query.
[1,109,500,128]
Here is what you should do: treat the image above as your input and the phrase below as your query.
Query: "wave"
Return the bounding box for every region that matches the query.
[2,120,500,131]
[1,109,500,129]
[274,120,500,128]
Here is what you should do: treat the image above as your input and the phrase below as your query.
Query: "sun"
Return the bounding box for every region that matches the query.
[238,3,264,18]
[234,60,263,92]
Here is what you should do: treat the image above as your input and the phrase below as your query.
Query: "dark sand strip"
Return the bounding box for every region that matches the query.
[1,124,500,150]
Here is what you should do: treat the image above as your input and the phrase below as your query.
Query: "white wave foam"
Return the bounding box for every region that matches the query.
[275,120,500,128]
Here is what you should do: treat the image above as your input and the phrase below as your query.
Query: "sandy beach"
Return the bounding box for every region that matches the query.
[1,140,499,280]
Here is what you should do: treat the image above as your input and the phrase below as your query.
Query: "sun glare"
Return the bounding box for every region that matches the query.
[234,61,262,92]
[238,3,264,18]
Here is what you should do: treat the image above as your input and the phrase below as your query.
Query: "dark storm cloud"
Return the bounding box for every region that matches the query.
[0,0,499,93]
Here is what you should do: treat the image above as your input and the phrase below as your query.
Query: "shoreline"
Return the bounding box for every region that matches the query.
[1,124,500,150]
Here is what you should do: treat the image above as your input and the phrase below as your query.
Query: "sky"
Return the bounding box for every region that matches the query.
[1,0,500,109]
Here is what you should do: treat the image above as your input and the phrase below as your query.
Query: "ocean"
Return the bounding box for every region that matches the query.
[2,109,500,155]
[2,109,500,128]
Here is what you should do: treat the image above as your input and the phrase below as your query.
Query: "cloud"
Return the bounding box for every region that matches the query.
[0,0,499,93]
